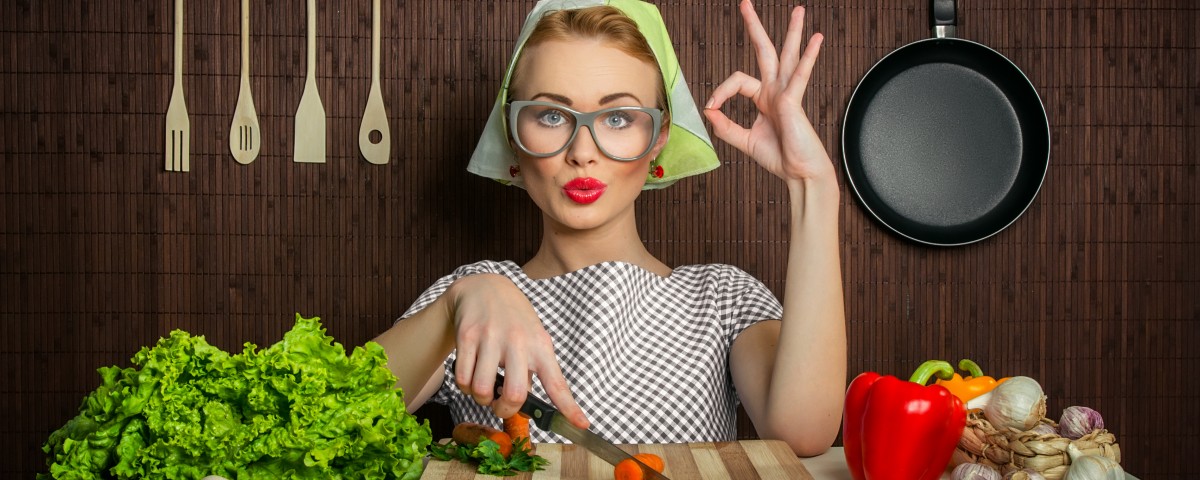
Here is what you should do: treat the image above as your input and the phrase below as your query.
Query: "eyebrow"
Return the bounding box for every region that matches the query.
[529,92,644,106]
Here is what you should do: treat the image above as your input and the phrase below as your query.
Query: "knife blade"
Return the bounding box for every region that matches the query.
[493,372,671,480]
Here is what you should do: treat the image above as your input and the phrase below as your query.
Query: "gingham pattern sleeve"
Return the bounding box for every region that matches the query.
[400,260,783,443]
[719,265,785,345]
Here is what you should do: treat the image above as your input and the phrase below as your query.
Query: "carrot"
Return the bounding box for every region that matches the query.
[452,422,513,458]
[503,413,534,453]
[614,453,664,480]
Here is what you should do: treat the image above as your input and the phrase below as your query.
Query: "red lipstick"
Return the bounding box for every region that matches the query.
[563,177,606,204]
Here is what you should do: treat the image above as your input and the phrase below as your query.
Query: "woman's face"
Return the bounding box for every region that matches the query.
[510,37,667,233]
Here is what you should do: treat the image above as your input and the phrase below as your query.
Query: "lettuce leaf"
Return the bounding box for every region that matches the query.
[40,314,432,480]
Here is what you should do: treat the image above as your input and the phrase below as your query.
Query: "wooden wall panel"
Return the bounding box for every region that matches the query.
[1,0,1195,478]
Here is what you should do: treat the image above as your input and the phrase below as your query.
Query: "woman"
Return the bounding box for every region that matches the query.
[372,0,844,456]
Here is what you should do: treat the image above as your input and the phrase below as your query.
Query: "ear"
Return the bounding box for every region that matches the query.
[646,124,671,161]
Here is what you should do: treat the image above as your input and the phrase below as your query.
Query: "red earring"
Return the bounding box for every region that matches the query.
[509,165,521,177]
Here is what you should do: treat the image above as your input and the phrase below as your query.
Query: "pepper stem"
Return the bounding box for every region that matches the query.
[908,360,957,385]
[958,359,984,378]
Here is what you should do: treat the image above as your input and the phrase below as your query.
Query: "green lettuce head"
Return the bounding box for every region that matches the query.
[40,314,432,480]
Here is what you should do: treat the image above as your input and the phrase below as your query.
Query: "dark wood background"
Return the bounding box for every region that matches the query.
[2,0,1195,478]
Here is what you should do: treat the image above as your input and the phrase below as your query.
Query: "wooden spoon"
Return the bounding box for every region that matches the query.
[229,0,260,164]
[358,0,390,165]
[293,0,325,163]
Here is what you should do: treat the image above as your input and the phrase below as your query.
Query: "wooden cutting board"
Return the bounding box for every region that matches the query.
[420,439,813,480]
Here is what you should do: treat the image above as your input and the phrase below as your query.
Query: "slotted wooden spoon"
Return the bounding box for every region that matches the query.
[229,0,260,164]
[164,0,189,172]
[358,0,390,165]
[293,0,325,163]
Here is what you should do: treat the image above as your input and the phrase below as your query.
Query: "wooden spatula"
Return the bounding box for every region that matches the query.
[229,0,260,164]
[358,0,390,165]
[293,0,325,163]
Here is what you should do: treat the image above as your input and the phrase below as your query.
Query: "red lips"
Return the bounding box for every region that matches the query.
[563,177,606,204]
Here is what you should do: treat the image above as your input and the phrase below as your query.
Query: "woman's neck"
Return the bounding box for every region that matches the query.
[522,213,670,279]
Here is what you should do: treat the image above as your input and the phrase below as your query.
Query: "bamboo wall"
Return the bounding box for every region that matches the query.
[1,0,1196,478]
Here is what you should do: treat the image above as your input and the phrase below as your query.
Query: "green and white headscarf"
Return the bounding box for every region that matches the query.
[466,0,720,189]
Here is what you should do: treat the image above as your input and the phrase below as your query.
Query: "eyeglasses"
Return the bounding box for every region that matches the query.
[507,100,663,161]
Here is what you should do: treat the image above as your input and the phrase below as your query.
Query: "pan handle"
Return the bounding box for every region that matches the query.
[931,0,957,39]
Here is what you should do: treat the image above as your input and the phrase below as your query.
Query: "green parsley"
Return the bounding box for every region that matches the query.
[430,437,549,476]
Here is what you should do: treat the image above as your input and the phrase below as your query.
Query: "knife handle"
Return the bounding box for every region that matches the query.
[494,372,558,431]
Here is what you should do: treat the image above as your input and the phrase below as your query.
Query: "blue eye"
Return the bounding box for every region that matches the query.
[536,110,569,127]
[602,111,633,129]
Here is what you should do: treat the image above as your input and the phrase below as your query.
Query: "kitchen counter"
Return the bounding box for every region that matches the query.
[421,440,813,479]
[800,447,952,479]
[798,447,856,479]
[222,444,1135,479]
[419,441,957,479]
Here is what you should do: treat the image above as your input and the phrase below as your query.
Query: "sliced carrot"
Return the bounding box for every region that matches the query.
[614,460,641,480]
[614,453,664,480]
[633,453,664,472]
[503,413,534,453]
[451,422,513,458]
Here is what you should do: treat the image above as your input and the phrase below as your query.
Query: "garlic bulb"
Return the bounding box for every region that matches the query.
[952,463,1002,480]
[1029,423,1057,436]
[1059,405,1105,439]
[1004,469,1047,480]
[1064,443,1124,480]
[983,376,1046,431]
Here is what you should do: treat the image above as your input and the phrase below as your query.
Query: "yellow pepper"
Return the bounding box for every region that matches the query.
[935,359,1009,403]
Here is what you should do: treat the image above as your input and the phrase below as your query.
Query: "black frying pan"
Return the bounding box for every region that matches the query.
[842,0,1049,246]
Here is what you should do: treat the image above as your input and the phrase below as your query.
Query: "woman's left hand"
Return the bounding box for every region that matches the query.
[703,0,833,184]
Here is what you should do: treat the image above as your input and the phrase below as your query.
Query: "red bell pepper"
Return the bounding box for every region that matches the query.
[843,360,967,480]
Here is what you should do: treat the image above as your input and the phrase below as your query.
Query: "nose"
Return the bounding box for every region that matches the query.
[566,125,602,166]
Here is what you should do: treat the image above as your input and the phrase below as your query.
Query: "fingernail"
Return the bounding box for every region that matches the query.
[704,98,714,109]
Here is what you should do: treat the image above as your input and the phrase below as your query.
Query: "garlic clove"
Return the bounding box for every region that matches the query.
[983,376,1047,431]
[952,462,1003,480]
[1059,405,1105,440]
[1064,443,1125,480]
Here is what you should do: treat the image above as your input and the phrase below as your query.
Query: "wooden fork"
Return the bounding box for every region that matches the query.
[164,0,189,172]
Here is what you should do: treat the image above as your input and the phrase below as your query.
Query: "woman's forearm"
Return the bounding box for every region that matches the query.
[765,174,847,453]
[372,292,457,412]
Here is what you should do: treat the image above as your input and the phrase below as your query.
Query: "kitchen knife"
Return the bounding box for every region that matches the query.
[493,373,670,480]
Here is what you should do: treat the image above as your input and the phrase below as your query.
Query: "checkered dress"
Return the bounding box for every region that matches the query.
[399,260,782,444]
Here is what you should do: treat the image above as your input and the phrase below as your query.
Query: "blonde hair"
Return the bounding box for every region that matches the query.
[510,6,671,124]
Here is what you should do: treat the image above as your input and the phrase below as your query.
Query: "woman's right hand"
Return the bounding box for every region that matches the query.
[446,273,590,429]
